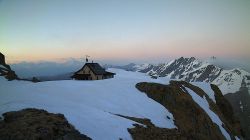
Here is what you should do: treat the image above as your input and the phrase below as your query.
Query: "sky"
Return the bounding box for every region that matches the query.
[0,0,250,65]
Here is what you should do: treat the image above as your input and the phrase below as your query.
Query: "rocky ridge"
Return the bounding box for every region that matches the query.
[134,81,242,140]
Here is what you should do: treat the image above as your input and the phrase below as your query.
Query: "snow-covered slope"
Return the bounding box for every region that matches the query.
[192,82,216,103]
[212,68,250,94]
[0,69,176,140]
[185,87,231,139]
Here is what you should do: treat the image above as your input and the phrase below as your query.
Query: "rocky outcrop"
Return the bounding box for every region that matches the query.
[0,52,5,65]
[0,52,19,81]
[210,84,238,127]
[128,123,182,140]
[0,108,92,140]
[135,81,242,140]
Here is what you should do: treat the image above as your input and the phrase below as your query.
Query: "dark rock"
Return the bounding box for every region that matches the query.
[5,70,18,81]
[128,124,184,140]
[211,84,235,125]
[0,108,92,140]
[150,76,158,79]
[115,114,184,140]
[32,77,40,83]
[0,52,5,65]
[225,88,250,140]
[0,52,19,80]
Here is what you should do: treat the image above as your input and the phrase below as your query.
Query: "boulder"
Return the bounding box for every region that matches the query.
[0,108,92,140]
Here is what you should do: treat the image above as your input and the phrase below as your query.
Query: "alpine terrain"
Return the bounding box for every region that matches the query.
[0,53,243,140]
[106,57,250,139]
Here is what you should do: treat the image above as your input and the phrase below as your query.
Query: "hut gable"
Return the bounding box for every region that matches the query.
[72,63,115,80]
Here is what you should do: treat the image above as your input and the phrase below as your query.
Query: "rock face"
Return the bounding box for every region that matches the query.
[0,108,92,140]
[0,52,18,80]
[225,87,250,140]
[128,123,182,140]
[134,81,242,140]
[0,52,5,65]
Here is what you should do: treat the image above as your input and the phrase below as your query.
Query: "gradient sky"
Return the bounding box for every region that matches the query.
[0,0,250,63]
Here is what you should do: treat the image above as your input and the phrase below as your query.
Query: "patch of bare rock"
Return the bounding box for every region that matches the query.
[0,108,92,140]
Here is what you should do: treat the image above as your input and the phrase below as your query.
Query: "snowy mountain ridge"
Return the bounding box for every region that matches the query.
[107,57,250,95]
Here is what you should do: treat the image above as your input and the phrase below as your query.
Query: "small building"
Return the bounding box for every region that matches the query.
[71,63,115,80]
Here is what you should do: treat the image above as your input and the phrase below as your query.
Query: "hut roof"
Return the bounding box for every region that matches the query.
[74,63,116,76]
[85,63,106,75]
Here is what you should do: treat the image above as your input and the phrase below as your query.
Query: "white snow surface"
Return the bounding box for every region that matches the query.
[192,82,216,103]
[134,63,152,72]
[212,68,250,94]
[185,87,231,140]
[0,68,176,140]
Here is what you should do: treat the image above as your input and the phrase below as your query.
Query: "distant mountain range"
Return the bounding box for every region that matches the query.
[104,57,250,95]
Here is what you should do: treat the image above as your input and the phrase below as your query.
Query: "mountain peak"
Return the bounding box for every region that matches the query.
[174,57,201,65]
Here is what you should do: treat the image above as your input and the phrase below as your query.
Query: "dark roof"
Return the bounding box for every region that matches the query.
[85,63,106,75]
[75,63,116,76]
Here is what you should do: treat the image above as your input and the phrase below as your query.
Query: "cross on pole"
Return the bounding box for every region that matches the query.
[85,55,90,63]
